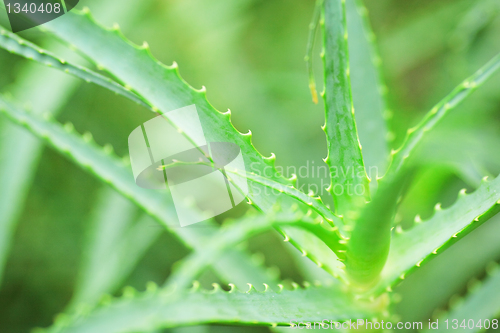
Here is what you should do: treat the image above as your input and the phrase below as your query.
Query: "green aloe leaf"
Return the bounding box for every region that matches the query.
[395,214,500,325]
[360,54,500,292]
[0,95,277,291]
[424,263,500,333]
[41,9,343,274]
[43,9,292,211]
[321,0,370,220]
[346,0,389,179]
[384,52,500,182]
[375,175,500,294]
[317,0,395,290]
[165,212,344,291]
[0,26,150,109]
[346,172,408,289]
[40,282,378,333]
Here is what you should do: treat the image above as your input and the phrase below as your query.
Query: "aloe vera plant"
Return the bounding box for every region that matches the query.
[1,0,500,332]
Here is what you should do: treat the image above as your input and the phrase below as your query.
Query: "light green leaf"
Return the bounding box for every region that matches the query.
[165,212,343,290]
[320,0,394,289]
[41,283,377,333]
[395,214,500,324]
[322,0,370,219]
[376,175,500,294]
[277,225,346,280]
[0,26,150,109]
[346,172,408,289]
[346,0,389,180]
[384,52,500,182]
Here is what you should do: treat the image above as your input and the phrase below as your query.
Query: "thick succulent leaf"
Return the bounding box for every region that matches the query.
[375,175,500,294]
[165,213,343,290]
[44,9,291,211]
[42,9,343,273]
[321,0,395,288]
[0,26,150,109]
[340,0,398,289]
[346,172,408,289]
[346,0,389,180]
[0,95,277,290]
[322,0,370,219]
[395,215,500,324]
[40,283,377,333]
[70,189,161,307]
[425,263,500,333]
[384,52,500,182]
[368,56,500,291]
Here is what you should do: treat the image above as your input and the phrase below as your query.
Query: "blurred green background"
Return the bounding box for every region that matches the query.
[0,0,499,332]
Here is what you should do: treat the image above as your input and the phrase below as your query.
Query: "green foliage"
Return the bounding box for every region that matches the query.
[379,175,500,294]
[43,282,379,333]
[0,27,150,109]
[322,0,370,219]
[1,0,500,332]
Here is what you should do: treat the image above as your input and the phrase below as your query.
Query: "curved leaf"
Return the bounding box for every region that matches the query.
[346,172,408,289]
[0,26,151,109]
[44,9,292,211]
[165,213,344,290]
[39,283,378,333]
[384,52,500,182]
[375,175,500,294]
